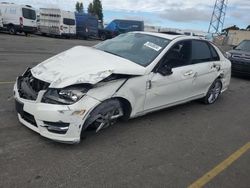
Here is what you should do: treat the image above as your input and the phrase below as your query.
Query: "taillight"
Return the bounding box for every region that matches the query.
[60,25,63,30]
[20,17,23,27]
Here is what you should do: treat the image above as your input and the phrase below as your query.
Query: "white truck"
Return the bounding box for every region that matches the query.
[39,8,76,38]
[0,2,37,35]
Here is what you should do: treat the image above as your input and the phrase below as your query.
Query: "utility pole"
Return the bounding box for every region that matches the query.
[208,0,228,35]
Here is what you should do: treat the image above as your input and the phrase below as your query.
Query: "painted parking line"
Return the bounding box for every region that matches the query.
[188,142,250,188]
[0,81,15,85]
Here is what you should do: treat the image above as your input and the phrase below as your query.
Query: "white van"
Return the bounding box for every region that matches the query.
[0,2,37,35]
[0,11,3,29]
[39,8,76,37]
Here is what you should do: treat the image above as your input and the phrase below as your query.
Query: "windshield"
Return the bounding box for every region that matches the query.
[95,33,170,67]
[63,18,75,26]
[235,40,250,52]
[22,8,36,20]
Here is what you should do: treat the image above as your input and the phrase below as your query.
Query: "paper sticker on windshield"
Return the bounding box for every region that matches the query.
[144,42,162,51]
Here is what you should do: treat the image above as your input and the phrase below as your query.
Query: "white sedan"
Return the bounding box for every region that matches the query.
[14,32,231,143]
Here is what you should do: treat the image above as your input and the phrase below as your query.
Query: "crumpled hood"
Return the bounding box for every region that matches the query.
[31,46,146,88]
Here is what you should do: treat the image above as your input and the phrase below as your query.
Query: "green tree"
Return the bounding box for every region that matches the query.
[87,3,94,15]
[79,2,84,13]
[75,1,80,12]
[75,1,84,13]
[92,0,103,22]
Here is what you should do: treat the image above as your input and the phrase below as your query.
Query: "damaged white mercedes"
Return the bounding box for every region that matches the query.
[14,32,231,143]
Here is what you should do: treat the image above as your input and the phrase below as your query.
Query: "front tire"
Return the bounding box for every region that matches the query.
[82,99,124,136]
[203,79,222,104]
[8,25,16,35]
[100,34,106,41]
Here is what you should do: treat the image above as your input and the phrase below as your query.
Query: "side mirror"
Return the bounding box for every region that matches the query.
[158,64,173,76]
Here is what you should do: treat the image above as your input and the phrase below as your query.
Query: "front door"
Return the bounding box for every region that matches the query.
[144,40,195,111]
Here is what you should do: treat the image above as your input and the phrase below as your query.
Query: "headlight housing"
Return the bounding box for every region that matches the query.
[42,85,91,105]
[225,52,232,59]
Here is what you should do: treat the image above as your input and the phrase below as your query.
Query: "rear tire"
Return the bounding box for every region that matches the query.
[202,79,222,104]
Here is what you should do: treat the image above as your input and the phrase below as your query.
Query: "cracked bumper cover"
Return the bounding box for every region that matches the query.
[13,81,101,143]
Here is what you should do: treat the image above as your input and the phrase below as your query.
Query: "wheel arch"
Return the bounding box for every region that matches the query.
[80,96,132,137]
[113,97,132,120]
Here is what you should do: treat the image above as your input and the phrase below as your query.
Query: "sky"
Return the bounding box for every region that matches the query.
[1,0,249,32]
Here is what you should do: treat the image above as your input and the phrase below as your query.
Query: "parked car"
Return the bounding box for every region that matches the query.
[75,13,98,39]
[0,2,37,35]
[98,19,144,40]
[0,11,3,29]
[39,8,76,38]
[226,40,250,77]
[14,32,231,144]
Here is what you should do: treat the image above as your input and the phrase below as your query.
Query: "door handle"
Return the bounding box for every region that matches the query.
[184,70,193,76]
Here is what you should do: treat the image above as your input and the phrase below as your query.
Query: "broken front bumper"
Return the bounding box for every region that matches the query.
[13,81,100,143]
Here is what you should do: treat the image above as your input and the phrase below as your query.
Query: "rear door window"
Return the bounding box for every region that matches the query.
[22,8,36,20]
[191,40,213,64]
[209,44,220,61]
[63,18,75,25]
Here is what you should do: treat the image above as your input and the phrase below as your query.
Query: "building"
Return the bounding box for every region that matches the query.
[227,30,250,46]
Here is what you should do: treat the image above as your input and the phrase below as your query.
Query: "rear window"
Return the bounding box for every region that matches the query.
[22,8,36,20]
[209,44,220,61]
[63,18,75,26]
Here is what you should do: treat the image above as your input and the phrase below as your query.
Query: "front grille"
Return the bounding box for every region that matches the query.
[232,54,250,61]
[18,69,50,101]
[231,61,250,74]
[231,59,250,65]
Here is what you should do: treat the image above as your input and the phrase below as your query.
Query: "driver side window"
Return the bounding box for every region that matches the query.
[163,40,192,68]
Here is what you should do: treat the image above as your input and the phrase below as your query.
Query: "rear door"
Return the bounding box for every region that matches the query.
[22,8,36,27]
[87,17,98,37]
[62,18,75,34]
[189,40,221,96]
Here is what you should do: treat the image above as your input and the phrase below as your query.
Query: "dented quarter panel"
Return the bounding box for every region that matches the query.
[31,46,146,88]
[86,75,148,117]
[114,76,148,117]
[86,79,126,100]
